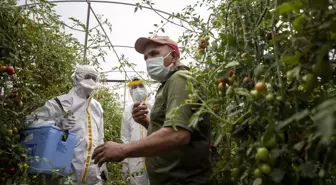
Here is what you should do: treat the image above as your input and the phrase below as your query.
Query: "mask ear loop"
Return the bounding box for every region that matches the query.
[163,51,172,59]
[164,51,175,68]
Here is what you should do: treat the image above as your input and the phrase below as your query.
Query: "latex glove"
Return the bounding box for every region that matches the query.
[60,114,76,130]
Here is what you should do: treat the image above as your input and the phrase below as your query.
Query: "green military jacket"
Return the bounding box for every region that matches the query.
[146,65,212,185]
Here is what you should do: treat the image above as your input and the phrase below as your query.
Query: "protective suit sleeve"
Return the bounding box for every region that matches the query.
[121,107,131,144]
[121,106,131,180]
[99,115,104,144]
[25,99,64,127]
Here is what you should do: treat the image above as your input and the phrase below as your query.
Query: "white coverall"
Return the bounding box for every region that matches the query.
[121,84,154,185]
[26,65,107,185]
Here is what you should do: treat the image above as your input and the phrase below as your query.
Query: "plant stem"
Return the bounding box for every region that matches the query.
[271,0,284,97]
[194,93,231,124]
[232,110,251,125]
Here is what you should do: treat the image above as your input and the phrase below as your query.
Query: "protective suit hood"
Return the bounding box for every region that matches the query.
[73,65,100,99]
[129,81,153,104]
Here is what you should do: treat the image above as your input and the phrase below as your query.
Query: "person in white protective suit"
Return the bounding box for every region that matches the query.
[121,77,154,185]
[26,65,108,185]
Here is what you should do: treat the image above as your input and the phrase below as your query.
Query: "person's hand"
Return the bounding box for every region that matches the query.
[92,141,126,167]
[60,114,76,130]
[132,102,150,128]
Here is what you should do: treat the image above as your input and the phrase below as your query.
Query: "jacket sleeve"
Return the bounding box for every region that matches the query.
[25,99,64,128]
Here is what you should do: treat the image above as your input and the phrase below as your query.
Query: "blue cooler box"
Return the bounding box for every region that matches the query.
[21,125,76,177]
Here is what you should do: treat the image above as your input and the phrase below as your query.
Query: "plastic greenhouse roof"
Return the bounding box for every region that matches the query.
[18,0,210,107]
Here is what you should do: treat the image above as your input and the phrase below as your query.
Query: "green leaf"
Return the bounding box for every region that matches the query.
[249,119,256,125]
[253,178,262,185]
[271,168,285,183]
[214,133,224,146]
[281,52,301,65]
[189,112,201,128]
[234,88,252,98]
[254,64,266,77]
[317,43,332,64]
[318,114,334,144]
[293,141,306,151]
[226,61,240,68]
[276,109,309,130]
[246,147,253,156]
[257,19,271,30]
[275,1,304,16]
[271,146,287,158]
[310,0,329,9]
[302,161,316,178]
[35,156,40,162]
[216,70,229,79]
[293,15,304,32]
[220,34,237,47]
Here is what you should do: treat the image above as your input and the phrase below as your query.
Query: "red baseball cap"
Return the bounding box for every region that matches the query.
[134,35,180,57]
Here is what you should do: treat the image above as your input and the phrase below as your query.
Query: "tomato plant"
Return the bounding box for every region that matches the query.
[0,0,125,184]
[147,0,336,184]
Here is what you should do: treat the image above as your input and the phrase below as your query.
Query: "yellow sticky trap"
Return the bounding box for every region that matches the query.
[143,96,147,104]
[140,96,147,106]
[127,80,144,87]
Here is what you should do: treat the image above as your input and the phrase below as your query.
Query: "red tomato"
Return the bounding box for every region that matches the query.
[242,76,249,84]
[6,66,15,76]
[229,69,234,77]
[218,82,226,92]
[255,82,266,91]
[8,167,15,174]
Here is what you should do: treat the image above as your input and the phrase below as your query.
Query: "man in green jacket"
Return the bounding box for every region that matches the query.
[92,35,212,185]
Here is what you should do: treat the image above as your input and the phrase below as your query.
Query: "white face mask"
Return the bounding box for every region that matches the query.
[131,87,147,103]
[79,79,98,97]
[146,52,173,82]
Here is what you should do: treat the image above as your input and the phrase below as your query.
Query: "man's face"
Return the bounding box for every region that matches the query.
[143,43,173,67]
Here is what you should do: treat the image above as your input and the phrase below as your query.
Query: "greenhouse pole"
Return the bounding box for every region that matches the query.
[83,1,91,61]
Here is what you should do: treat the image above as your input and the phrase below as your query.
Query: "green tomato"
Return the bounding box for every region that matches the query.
[266,93,274,102]
[12,127,18,134]
[254,168,262,178]
[286,70,294,81]
[260,164,271,175]
[7,129,13,137]
[262,136,276,148]
[250,90,261,99]
[255,147,269,161]
[231,168,240,180]
[302,73,317,91]
[276,95,283,101]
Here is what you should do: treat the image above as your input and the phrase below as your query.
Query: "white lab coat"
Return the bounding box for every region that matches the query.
[26,65,106,185]
[121,96,153,185]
